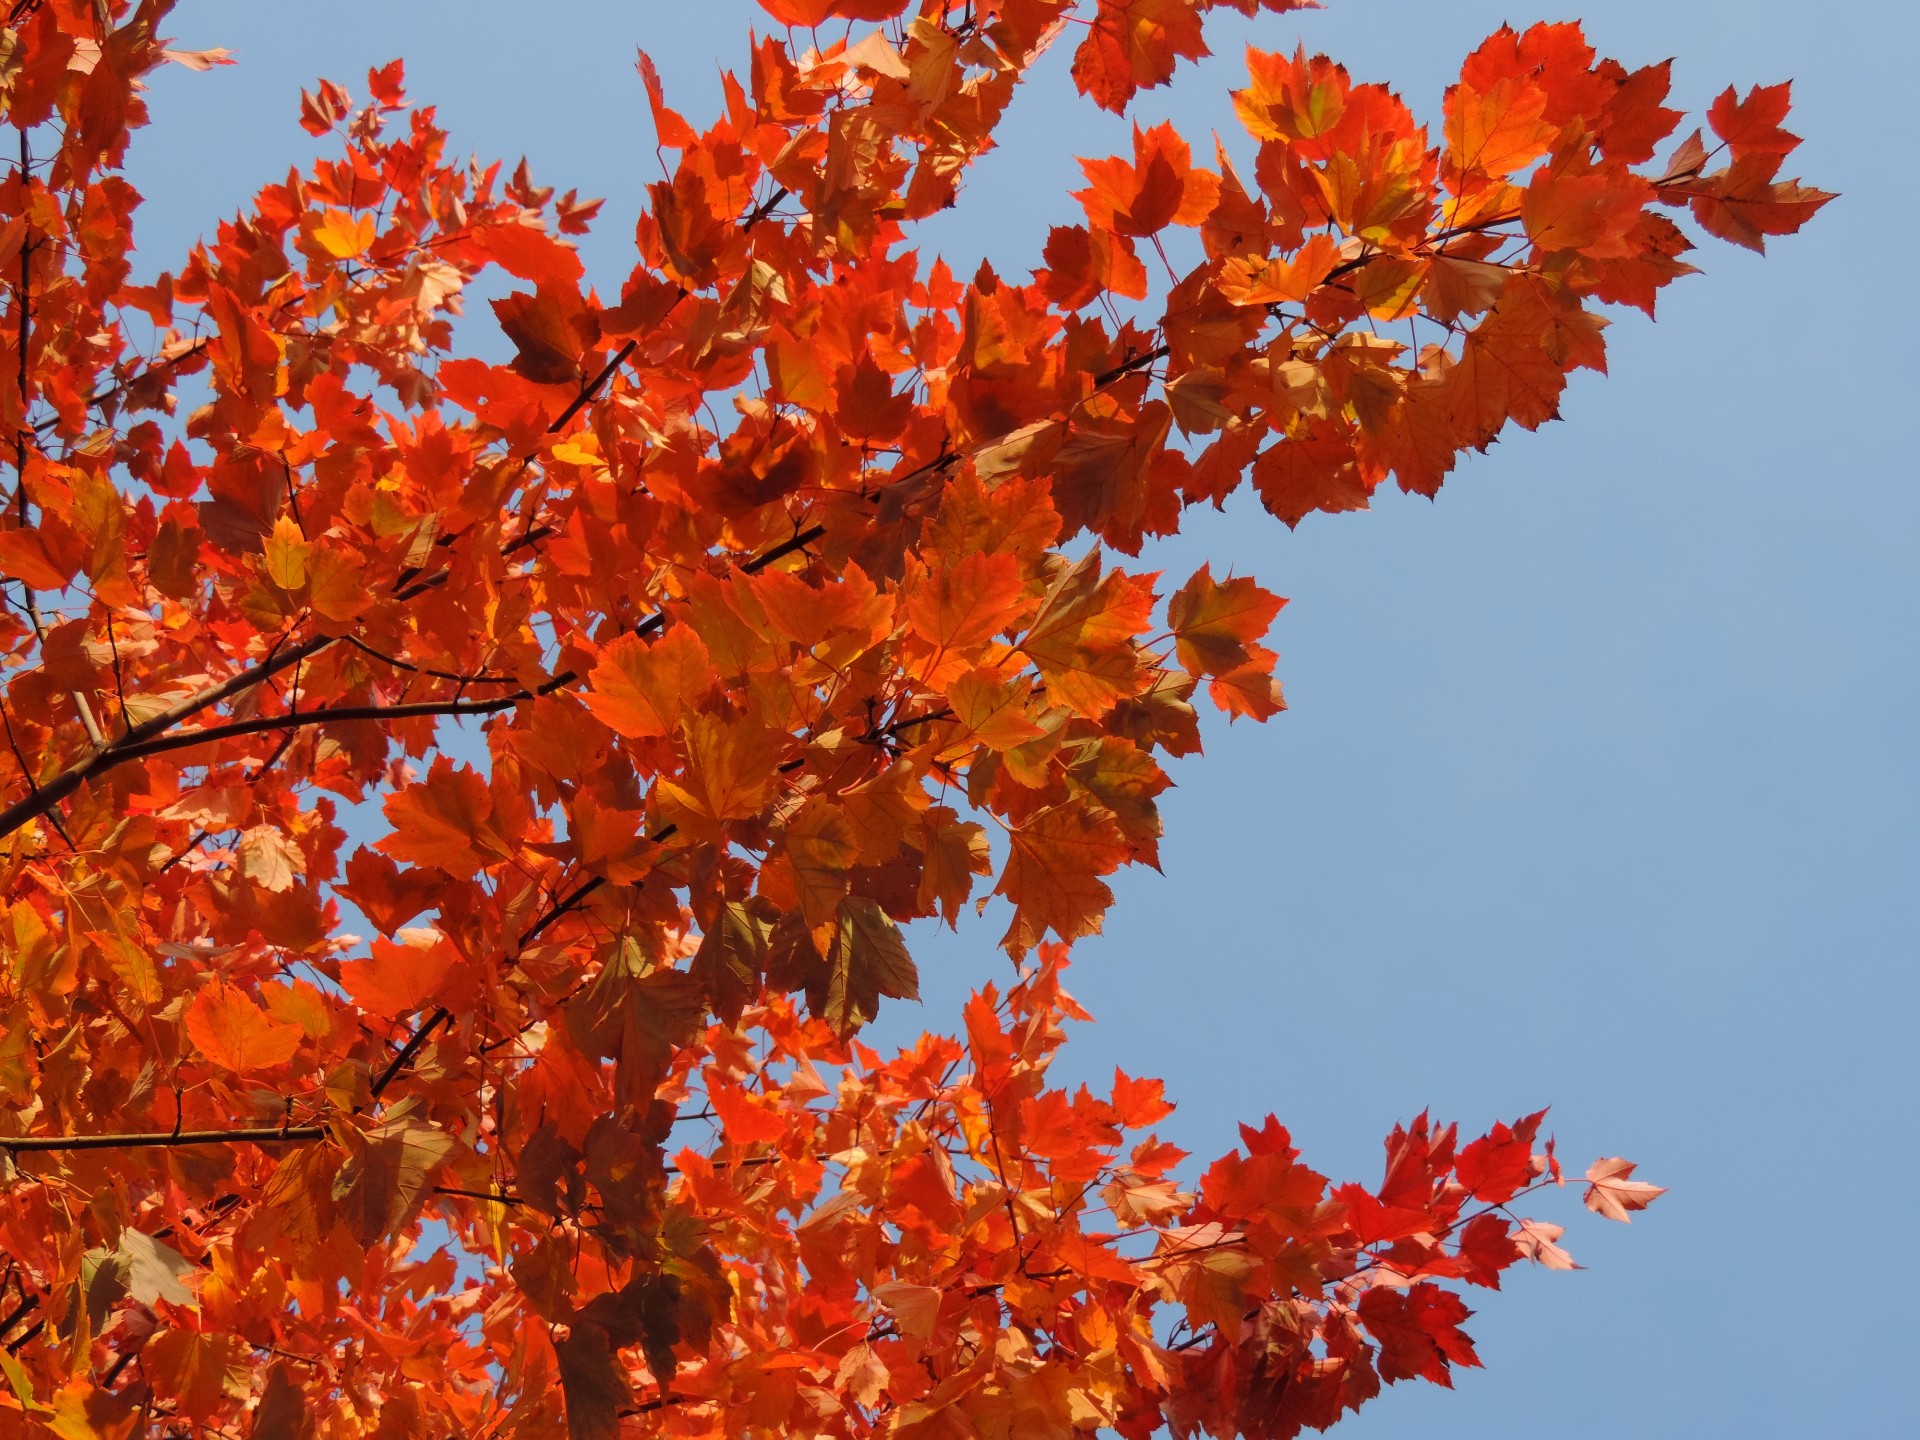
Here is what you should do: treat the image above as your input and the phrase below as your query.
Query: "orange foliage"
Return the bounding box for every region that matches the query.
[0,2,1824,1436]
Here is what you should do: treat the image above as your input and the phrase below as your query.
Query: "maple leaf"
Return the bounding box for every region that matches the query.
[1072,0,1210,115]
[654,713,778,828]
[796,897,921,1035]
[339,933,459,1017]
[332,1108,458,1245]
[311,208,375,259]
[114,1229,198,1308]
[905,550,1026,656]
[1512,1218,1579,1269]
[379,758,517,877]
[1020,551,1157,716]
[1708,81,1800,157]
[555,1325,627,1440]
[584,626,715,739]
[1582,1157,1667,1222]
[184,981,303,1074]
[872,1281,943,1341]
[1454,1111,1547,1204]
[1077,123,1218,238]
[1359,1284,1481,1385]
[492,285,598,384]
[145,1330,250,1422]
[757,0,906,25]
[1168,564,1286,678]
[997,801,1133,952]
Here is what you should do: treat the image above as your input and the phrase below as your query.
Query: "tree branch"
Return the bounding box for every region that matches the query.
[103,693,528,766]
[1,1125,327,1154]
[0,511,822,845]
[548,339,637,434]
[740,522,825,576]
[0,1292,35,1344]
[367,1009,450,1101]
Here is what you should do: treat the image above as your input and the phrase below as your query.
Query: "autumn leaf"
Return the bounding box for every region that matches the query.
[1582,1157,1667,1222]
[184,981,303,1073]
[332,1108,458,1245]
[1167,564,1286,678]
[872,1282,943,1341]
[905,550,1025,655]
[492,285,597,384]
[1076,123,1217,238]
[339,932,458,1017]
[311,208,375,259]
[144,1330,249,1422]
[997,801,1133,952]
[818,897,920,1034]
[1020,551,1156,717]
[115,1229,198,1308]
[1072,0,1209,115]
[378,757,516,877]
[584,625,715,739]
[555,1324,627,1440]
[654,712,778,828]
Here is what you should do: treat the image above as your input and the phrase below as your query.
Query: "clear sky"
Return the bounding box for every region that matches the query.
[130,3,1914,1436]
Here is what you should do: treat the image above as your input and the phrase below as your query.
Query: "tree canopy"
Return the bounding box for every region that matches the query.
[0,2,1824,1437]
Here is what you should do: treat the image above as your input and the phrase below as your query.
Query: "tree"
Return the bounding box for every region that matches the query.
[0,0,1825,1435]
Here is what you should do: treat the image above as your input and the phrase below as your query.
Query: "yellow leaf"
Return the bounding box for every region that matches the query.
[263,514,309,590]
[48,1379,136,1440]
[304,547,369,624]
[654,713,776,826]
[312,207,375,259]
[92,929,162,1008]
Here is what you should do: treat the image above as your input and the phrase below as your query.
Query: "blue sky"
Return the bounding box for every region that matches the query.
[131,3,1914,1435]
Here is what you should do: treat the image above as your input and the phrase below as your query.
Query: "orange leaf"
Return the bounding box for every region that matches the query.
[311,208,375,259]
[997,801,1132,952]
[339,933,458,1017]
[655,713,777,826]
[184,981,303,1073]
[378,758,514,877]
[1071,0,1209,115]
[0,526,75,590]
[906,550,1024,655]
[584,626,714,740]
[1167,564,1286,679]
[479,220,586,286]
[1076,123,1215,238]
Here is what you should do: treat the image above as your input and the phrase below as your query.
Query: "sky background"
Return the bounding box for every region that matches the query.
[128,3,1914,1436]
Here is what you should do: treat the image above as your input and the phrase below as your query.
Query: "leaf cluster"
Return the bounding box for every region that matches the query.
[0,1,1810,1436]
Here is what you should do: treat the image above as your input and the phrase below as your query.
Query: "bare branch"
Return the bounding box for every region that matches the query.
[1,1125,327,1154]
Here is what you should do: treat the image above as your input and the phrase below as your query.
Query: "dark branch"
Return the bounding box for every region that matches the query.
[0,510,821,843]
[0,1292,35,1344]
[742,185,790,232]
[547,339,637,435]
[1093,345,1170,389]
[105,694,527,766]
[1,1125,327,1154]
[741,522,826,575]
[431,1185,526,1205]
[368,1008,450,1100]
